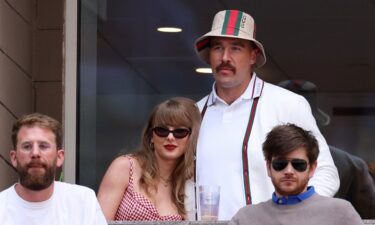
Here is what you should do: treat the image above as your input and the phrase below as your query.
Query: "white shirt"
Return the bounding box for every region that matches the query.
[0,181,107,225]
[196,74,339,220]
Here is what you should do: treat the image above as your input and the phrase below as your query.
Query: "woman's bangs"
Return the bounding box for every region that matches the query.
[153,106,190,128]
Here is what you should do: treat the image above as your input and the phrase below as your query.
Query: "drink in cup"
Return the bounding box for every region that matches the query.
[199,185,220,221]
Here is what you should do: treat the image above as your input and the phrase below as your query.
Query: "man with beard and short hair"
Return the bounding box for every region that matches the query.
[278,80,375,219]
[229,124,363,225]
[0,113,107,225]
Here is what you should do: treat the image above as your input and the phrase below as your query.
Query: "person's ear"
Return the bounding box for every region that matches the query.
[56,149,65,167]
[308,160,317,179]
[10,150,17,168]
[266,160,272,178]
[249,48,258,66]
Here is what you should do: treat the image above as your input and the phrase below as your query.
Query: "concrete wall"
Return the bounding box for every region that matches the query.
[33,0,63,121]
[0,0,63,191]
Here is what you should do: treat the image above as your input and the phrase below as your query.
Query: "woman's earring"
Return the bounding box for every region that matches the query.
[149,142,154,150]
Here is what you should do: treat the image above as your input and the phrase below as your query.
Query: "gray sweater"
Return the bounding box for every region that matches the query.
[229,194,363,225]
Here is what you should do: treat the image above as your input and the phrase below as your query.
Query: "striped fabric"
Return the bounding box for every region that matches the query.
[221,10,243,36]
[114,157,182,221]
[194,9,266,67]
[196,38,210,52]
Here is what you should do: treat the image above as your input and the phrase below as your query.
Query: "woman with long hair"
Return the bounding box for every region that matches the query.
[97,97,201,220]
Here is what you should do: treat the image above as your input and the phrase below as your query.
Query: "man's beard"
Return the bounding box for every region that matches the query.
[273,176,309,197]
[17,159,56,191]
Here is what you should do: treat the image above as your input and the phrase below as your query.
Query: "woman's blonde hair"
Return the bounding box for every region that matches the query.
[133,97,201,218]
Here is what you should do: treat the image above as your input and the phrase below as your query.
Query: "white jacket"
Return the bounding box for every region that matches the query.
[191,74,339,220]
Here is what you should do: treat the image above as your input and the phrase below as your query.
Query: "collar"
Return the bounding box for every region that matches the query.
[272,186,316,205]
[207,72,264,106]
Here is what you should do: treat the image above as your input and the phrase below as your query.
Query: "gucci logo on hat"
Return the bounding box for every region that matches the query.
[194,10,266,68]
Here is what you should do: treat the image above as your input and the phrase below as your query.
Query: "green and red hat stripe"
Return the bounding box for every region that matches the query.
[221,10,243,36]
[196,38,210,52]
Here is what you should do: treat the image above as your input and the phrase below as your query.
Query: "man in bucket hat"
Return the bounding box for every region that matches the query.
[193,10,339,220]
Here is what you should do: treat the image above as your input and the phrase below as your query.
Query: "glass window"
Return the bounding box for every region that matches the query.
[78,0,375,218]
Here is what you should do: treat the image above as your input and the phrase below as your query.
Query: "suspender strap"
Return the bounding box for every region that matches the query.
[242,97,260,205]
[200,95,210,118]
[198,77,263,208]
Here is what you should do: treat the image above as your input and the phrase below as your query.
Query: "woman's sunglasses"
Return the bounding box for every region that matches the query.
[153,127,191,139]
[271,159,309,172]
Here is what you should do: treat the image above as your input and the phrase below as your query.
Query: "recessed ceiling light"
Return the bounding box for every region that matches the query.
[157,27,182,33]
[196,68,212,74]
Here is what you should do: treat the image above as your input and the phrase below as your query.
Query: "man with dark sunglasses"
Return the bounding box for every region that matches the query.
[278,80,375,219]
[229,124,363,225]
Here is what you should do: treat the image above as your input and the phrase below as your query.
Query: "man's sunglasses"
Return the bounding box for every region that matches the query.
[271,159,309,172]
[152,127,191,139]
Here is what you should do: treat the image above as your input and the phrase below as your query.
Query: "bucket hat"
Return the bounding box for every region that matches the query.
[194,10,266,68]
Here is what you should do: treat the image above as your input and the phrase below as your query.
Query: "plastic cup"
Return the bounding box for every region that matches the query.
[199,185,220,221]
